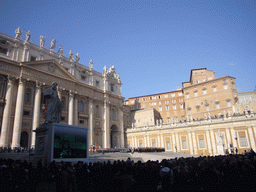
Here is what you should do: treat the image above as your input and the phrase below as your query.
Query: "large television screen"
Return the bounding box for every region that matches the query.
[53,125,87,159]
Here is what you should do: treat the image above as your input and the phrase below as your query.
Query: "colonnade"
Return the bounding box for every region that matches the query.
[0,77,124,149]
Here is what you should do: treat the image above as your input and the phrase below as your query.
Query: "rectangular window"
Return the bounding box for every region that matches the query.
[158,95,161,99]
[0,47,8,55]
[213,87,217,92]
[186,94,190,99]
[165,94,168,98]
[173,105,176,110]
[81,76,86,81]
[159,106,162,111]
[96,81,100,87]
[224,84,228,90]
[171,93,175,97]
[111,84,114,92]
[203,89,207,95]
[79,120,84,124]
[201,102,204,106]
[152,142,156,147]
[153,96,156,99]
[206,105,209,111]
[165,101,169,104]
[172,100,176,103]
[180,104,184,109]
[143,98,146,101]
[23,111,30,116]
[199,139,205,148]
[188,109,192,115]
[150,97,152,100]
[216,103,220,109]
[166,106,169,110]
[131,100,135,104]
[194,92,198,97]
[196,80,200,84]
[240,136,247,147]
[30,56,37,61]
[227,101,231,107]
[139,143,143,147]
[159,102,161,105]
[178,93,182,96]
[182,140,187,149]
[166,141,171,150]
[179,99,183,102]
[167,117,170,123]
[174,116,178,122]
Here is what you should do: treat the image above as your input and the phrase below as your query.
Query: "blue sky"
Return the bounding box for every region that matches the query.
[1,0,255,99]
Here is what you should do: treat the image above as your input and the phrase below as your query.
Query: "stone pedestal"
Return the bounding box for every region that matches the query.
[34,123,88,165]
[217,144,225,155]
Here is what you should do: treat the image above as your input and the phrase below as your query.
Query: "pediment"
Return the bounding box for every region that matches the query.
[21,59,77,82]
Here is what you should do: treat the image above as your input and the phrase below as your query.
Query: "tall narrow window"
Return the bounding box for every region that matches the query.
[79,101,84,112]
[166,141,171,150]
[240,136,247,147]
[182,140,187,149]
[199,139,205,148]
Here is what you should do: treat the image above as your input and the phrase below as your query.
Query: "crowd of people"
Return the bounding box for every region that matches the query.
[0,152,256,192]
[0,147,34,154]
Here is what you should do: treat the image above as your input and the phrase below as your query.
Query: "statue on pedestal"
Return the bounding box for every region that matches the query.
[15,27,22,39]
[75,53,80,62]
[40,36,45,48]
[44,82,62,123]
[25,31,31,41]
[69,50,74,62]
[50,39,56,51]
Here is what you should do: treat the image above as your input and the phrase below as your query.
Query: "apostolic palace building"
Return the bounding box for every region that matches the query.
[1,28,256,156]
[0,28,124,150]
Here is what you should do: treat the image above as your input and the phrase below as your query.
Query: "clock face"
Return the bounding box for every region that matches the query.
[48,62,56,73]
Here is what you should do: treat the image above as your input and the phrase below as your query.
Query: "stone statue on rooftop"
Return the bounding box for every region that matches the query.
[44,82,62,123]
[69,50,74,62]
[25,31,31,41]
[50,39,56,50]
[15,27,22,39]
[89,59,93,69]
[75,53,80,62]
[40,36,45,48]
[58,45,63,56]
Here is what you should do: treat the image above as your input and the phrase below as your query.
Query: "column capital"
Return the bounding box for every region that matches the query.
[18,77,26,84]
[69,90,75,96]
[7,76,16,83]
[35,80,43,88]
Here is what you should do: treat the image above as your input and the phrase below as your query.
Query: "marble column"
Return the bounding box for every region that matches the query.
[119,106,124,148]
[134,136,137,148]
[68,90,74,125]
[188,131,193,155]
[248,127,256,151]
[175,132,180,151]
[88,98,94,146]
[74,93,78,126]
[147,135,150,147]
[31,81,42,148]
[206,130,212,155]
[0,77,16,147]
[11,78,26,148]
[231,127,238,150]
[192,132,198,155]
[160,134,164,148]
[144,135,147,147]
[225,128,232,153]
[210,129,217,155]
[103,98,110,148]
[157,134,160,147]
[172,133,176,152]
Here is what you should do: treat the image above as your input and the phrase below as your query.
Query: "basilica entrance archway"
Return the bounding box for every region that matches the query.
[110,124,119,148]
[20,131,28,148]
[94,127,103,148]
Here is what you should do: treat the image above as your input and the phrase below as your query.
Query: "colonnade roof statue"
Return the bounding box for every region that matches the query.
[44,82,62,124]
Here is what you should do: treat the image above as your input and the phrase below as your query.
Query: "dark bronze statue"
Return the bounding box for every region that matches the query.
[44,82,61,123]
